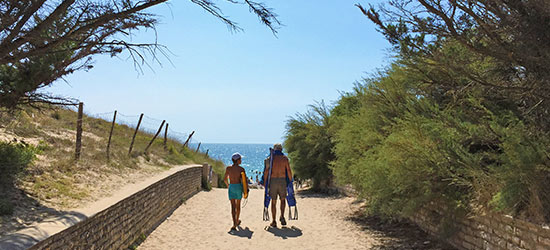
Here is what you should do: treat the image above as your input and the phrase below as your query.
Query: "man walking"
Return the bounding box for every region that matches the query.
[263,143,292,227]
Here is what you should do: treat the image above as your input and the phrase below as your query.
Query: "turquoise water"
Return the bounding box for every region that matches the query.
[198,143,272,182]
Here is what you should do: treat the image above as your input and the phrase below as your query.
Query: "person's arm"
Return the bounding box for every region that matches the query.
[241,168,247,183]
[243,169,251,185]
[286,158,293,180]
[224,167,229,187]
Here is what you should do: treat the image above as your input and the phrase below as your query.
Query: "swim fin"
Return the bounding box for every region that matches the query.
[286,179,298,220]
[263,148,274,221]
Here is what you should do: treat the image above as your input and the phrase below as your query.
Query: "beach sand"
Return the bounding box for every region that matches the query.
[138,188,376,250]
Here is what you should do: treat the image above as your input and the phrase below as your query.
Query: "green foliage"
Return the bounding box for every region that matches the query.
[330,61,550,221]
[483,119,550,221]
[285,0,550,224]
[0,141,38,215]
[0,15,77,108]
[332,66,466,216]
[163,144,225,189]
[285,102,334,190]
[0,141,37,177]
[0,1,280,109]
[289,41,550,222]
[1,105,225,210]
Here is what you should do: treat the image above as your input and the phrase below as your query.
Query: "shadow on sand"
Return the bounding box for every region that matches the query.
[228,226,254,239]
[295,188,345,200]
[1,168,76,238]
[1,169,86,250]
[265,226,302,239]
[0,211,87,249]
[346,210,456,250]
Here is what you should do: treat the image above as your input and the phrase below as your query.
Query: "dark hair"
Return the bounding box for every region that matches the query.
[232,158,239,164]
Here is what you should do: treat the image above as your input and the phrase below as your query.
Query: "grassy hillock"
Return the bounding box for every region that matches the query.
[0,105,224,233]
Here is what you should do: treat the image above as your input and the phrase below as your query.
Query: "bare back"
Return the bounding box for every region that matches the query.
[264,155,292,181]
[225,165,244,184]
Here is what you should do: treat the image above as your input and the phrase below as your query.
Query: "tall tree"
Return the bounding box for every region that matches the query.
[359,0,550,130]
[0,0,280,109]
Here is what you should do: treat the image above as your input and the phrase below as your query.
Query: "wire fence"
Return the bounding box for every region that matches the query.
[70,103,209,160]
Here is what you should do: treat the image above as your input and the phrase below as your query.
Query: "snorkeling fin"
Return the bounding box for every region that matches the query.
[286,179,298,220]
[263,148,274,221]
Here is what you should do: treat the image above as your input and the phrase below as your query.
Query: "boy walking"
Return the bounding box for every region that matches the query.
[224,153,247,231]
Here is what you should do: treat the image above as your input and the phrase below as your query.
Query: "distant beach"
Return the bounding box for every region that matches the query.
[193,143,272,181]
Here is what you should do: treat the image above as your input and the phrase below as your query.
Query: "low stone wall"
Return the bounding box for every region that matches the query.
[411,204,550,250]
[29,165,203,250]
[211,172,219,188]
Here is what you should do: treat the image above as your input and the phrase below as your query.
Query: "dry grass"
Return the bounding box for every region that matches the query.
[0,105,224,210]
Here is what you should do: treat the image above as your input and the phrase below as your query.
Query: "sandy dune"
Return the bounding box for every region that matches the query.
[138,188,376,250]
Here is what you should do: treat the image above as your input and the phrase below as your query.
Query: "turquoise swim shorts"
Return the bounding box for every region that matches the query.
[228,183,243,200]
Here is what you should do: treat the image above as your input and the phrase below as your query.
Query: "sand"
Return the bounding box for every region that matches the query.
[138,188,377,250]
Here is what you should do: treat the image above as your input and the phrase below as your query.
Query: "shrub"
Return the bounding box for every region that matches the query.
[0,141,37,216]
[328,63,550,222]
[0,141,37,176]
[285,102,335,190]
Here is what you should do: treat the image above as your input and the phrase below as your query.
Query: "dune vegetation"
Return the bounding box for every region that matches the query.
[0,105,224,221]
[285,1,550,224]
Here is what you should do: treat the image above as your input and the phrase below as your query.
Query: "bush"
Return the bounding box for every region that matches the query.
[0,141,37,216]
[285,102,335,190]
[0,141,37,177]
[328,63,550,222]
[331,66,472,217]
[482,120,550,221]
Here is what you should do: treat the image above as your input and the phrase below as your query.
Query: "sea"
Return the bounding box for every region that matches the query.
[197,143,273,182]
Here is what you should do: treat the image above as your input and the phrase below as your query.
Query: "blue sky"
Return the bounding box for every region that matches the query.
[46,0,391,143]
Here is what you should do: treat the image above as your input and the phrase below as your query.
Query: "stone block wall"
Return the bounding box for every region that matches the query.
[30,166,203,250]
[411,204,550,250]
[211,172,219,188]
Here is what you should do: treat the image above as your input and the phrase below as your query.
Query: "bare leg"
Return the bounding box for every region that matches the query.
[235,199,241,226]
[280,197,286,219]
[271,197,277,226]
[230,199,237,229]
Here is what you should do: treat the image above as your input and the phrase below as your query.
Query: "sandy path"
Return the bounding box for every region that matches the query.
[138,188,377,250]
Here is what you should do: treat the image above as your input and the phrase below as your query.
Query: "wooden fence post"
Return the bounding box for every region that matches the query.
[195,142,201,153]
[183,131,195,148]
[164,123,168,150]
[128,113,144,155]
[75,102,83,161]
[205,149,209,157]
[144,120,166,153]
[106,110,117,159]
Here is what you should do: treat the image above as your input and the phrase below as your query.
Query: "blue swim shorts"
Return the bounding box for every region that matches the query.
[228,183,243,200]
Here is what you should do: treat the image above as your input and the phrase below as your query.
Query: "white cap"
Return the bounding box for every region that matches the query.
[231,153,242,161]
